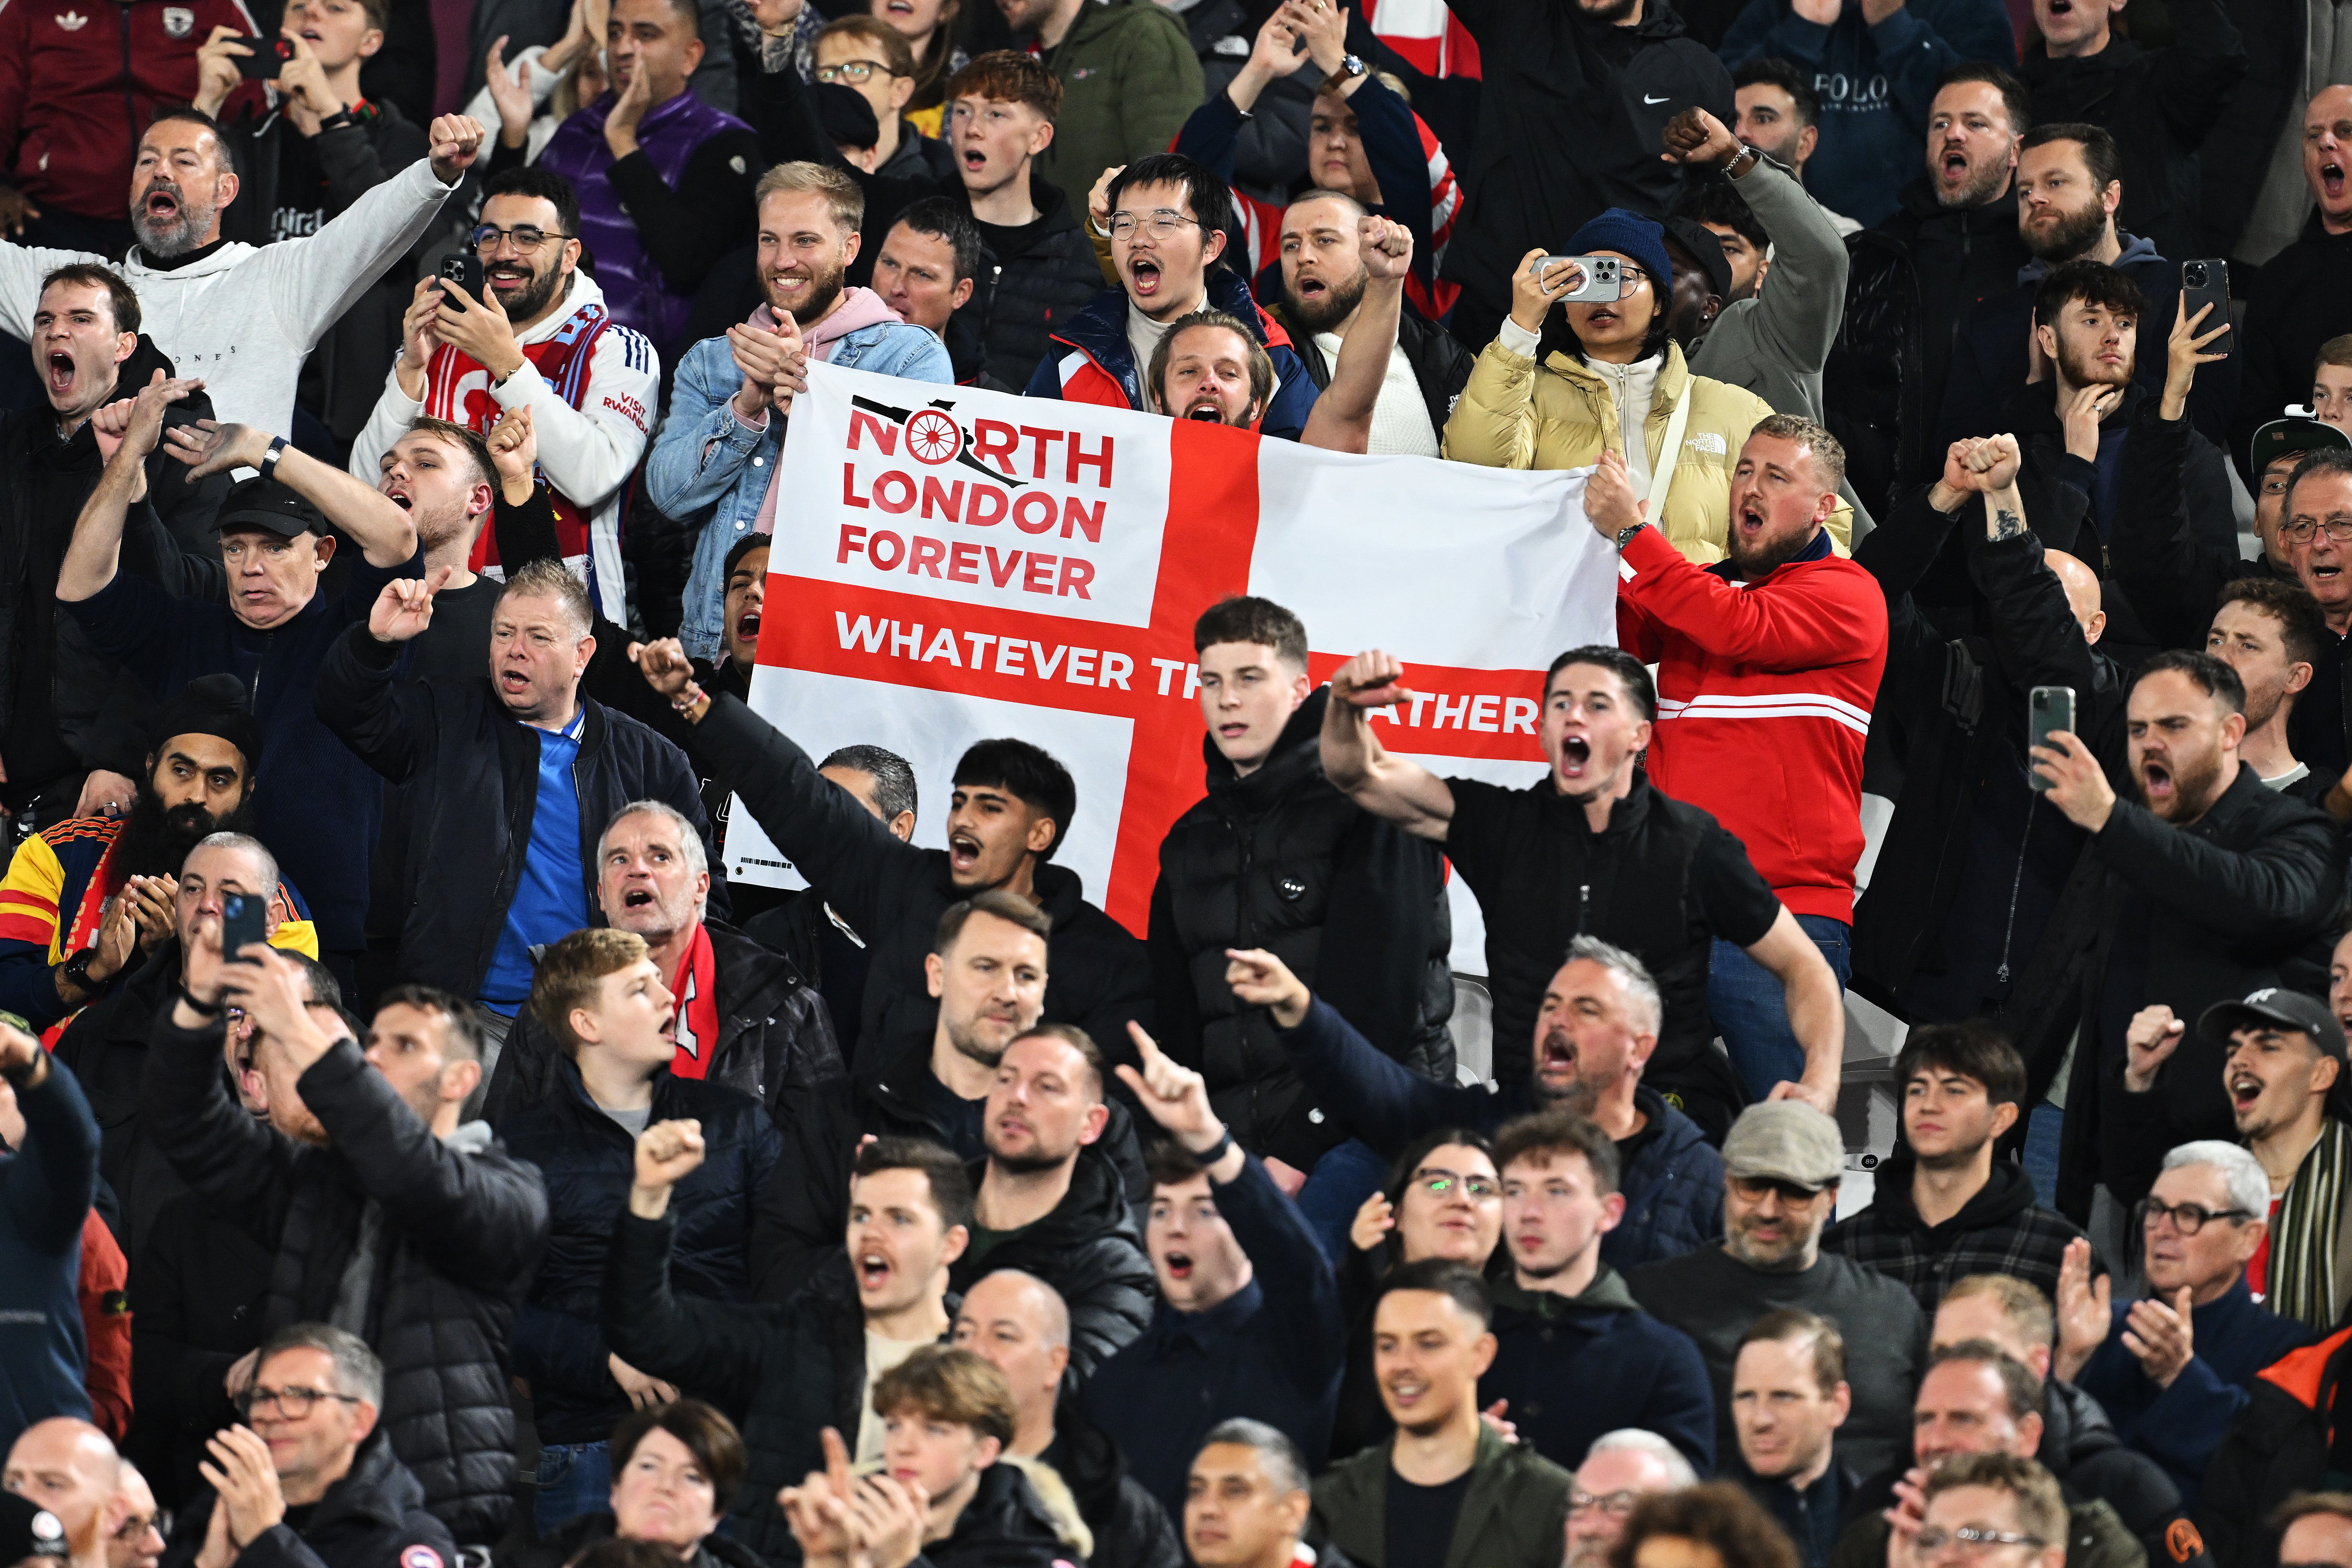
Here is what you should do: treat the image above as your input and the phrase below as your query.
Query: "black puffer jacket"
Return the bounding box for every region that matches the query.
[142,1017,548,1546]
[1275,307,1477,456]
[494,1064,781,1445]
[160,1430,455,1568]
[970,174,1109,391]
[2197,1324,2352,1568]
[479,920,843,1132]
[946,1148,1156,1379]
[909,1461,1080,1568]
[1147,688,1454,1165]
[602,1212,871,1566]
[689,691,1151,1077]
[314,624,722,1001]
[2014,0,2245,266]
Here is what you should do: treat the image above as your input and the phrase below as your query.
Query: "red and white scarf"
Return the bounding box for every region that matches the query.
[666,921,722,1079]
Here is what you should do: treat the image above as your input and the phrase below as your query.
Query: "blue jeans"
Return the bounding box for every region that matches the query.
[1294,1138,1392,1269]
[2022,1103,2064,1210]
[534,1441,612,1538]
[1709,915,1852,1102]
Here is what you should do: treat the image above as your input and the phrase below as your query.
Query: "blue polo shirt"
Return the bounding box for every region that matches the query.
[480,707,589,1007]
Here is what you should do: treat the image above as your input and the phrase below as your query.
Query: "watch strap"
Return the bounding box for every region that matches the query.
[1615,521,1646,550]
[260,435,289,482]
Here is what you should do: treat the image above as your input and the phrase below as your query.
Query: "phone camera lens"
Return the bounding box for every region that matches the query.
[2185,264,2206,286]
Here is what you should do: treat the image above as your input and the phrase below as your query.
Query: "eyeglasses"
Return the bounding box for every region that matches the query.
[1913,1527,2047,1557]
[1413,1168,1499,1200]
[470,224,570,255]
[240,1384,364,1418]
[815,60,896,83]
[1570,1491,1644,1519]
[2280,517,2352,544]
[1109,210,1201,242]
[2138,1196,2254,1235]
[1729,1175,1828,1203]
[111,1512,164,1544]
[1615,265,1652,290]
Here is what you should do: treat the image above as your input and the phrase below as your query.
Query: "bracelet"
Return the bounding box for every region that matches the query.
[1194,1128,1235,1169]
[177,985,226,1018]
[259,435,289,483]
[670,684,709,722]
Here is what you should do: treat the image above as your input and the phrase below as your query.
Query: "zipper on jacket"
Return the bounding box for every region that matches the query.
[1576,882,1591,936]
[1994,792,2036,986]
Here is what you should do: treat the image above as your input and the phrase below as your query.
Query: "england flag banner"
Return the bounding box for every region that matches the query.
[725,360,1618,969]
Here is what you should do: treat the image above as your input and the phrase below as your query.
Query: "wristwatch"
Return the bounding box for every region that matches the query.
[1614,521,1646,550]
[1338,53,1367,78]
[60,948,102,995]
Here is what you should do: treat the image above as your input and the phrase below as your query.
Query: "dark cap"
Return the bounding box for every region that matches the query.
[814,82,880,153]
[2197,987,2348,1062]
[1662,215,1733,303]
[212,476,326,540]
[2248,415,2350,479]
[0,1494,70,1565]
[148,671,264,770]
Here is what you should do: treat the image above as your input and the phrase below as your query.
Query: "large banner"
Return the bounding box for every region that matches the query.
[726,361,1618,971]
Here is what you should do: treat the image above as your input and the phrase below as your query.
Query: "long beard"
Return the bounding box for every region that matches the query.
[114,783,247,878]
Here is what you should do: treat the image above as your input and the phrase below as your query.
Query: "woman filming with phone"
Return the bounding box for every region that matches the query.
[1442,204,1839,566]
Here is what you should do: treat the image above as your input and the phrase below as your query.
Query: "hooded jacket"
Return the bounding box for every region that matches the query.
[912,1459,1089,1568]
[0,156,460,435]
[1147,688,1454,1164]
[159,1430,456,1568]
[1311,1422,1572,1568]
[946,1148,1156,1378]
[2197,1325,2352,1568]
[1433,0,1731,330]
[143,1017,550,1546]
[493,1065,781,1445]
[969,176,1110,392]
[1027,0,1203,216]
[1024,266,1322,443]
[1480,1271,1716,1475]
[682,691,1152,1090]
[1718,0,2015,228]
[1824,1151,2085,1308]
[1444,339,1851,564]
[2015,0,2247,266]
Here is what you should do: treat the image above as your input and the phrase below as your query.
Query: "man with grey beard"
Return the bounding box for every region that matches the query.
[0,107,485,435]
[1627,1101,1928,1479]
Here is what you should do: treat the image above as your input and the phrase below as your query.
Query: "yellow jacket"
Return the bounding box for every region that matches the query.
[1441,338,1851,563]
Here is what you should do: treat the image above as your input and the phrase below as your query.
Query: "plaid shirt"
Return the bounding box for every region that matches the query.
[1827,1162,2088,1309]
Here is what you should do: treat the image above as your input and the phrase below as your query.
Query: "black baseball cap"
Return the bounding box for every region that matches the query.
[814,83,880,154]
[0,1494,70,1566]
[1661,216,1733,303]
[2247,415,2350,479]
[2197,987,2348,1062]
[212,477,327,540]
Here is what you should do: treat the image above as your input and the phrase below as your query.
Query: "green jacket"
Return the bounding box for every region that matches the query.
[1033,0,1202,215]
[1310,1425,1573,1568]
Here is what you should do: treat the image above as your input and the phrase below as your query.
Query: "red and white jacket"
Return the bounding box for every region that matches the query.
[1616,525,1888,923]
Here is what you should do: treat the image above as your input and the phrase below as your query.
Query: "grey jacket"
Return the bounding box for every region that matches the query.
[1688,155,1874,533]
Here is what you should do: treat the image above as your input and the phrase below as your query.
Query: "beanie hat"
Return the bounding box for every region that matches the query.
[1562,208,1674,307]
[813,82,880,153]
[148,672,265,770]
[1662,215,1733,302]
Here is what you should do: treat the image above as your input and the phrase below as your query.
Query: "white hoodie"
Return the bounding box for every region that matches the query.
[347,269,658,623]
[0,156,458,435]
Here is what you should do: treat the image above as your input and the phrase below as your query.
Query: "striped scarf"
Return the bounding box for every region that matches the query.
[2270,1117,2352,1332]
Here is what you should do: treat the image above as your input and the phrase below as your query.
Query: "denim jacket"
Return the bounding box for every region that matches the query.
[650,321,953,661]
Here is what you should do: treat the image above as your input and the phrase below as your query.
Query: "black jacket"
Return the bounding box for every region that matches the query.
[1436,0,1732,326]
[2197,1324,2352,1568]
[967,175,1108,393]
[946,1148,1156,1378]
[494,1065,783,1445]
[1147,688,1454,1163]
[601,1211,873,1566]
[2050,765,2342,1216]
[2014,0,2246,267]
[1828,180,2031,507]
[127,1188,272,1508]
[160,1431,456,1568]
[51,942,191,1264]
[2193,0,2308,260]
[1849,494,2115,1025]
[907,1461,1080,1568]
[504,1510,769,1568]
[2232,214,2352,486]
[1276,303,1476,451]
[479,919,843,1133]
[1183,0,1313,203]
[313,624,721,1001]
[0,336,225,794]
[2107,399,2281,654]
[689,690,1152,1079]
[1041,1391,1185,1568]
[142,1017,550,1544]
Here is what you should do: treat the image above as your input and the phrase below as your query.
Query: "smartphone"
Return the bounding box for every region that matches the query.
[2027,685,2076,791]
[234,35,295,78]
[1533,254,1622,302]
[2181,259,2231,356]
[436,253,485,311]
[221,891,267,964]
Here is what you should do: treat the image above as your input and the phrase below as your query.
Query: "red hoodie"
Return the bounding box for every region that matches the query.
[1617,525,1889,923]
[0,0,260,221]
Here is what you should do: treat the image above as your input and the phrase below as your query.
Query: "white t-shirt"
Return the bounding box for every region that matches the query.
[1313,328,1439,457]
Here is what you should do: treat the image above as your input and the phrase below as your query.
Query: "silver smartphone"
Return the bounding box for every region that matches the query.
[2027,685,2075,791]
[1532,254,1622,302]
